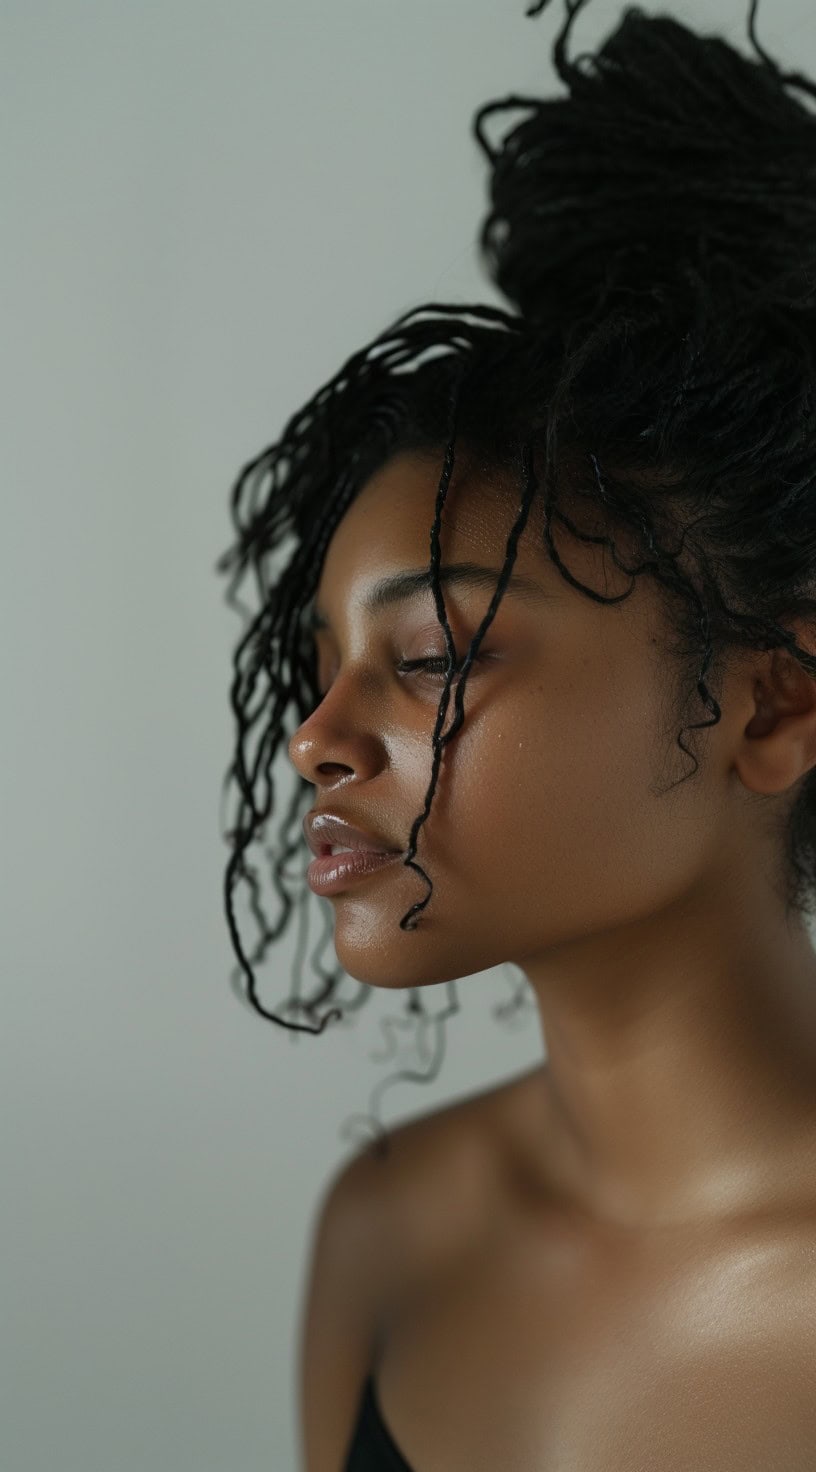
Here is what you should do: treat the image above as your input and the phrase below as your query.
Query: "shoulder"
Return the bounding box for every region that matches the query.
[299,1067,548,1467]
[329,1065,544,1305]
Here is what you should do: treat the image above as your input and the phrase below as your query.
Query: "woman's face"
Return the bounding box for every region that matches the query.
[287,449,752,991]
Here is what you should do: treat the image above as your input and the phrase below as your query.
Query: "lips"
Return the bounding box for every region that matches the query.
[303,811,403,859]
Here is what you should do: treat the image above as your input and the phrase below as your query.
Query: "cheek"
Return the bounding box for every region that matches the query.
[440,668,699,927]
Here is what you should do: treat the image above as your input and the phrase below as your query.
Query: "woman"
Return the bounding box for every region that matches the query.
[216,0,816,1464]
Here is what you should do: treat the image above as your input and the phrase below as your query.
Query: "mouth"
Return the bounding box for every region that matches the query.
[319,843,398,857]
[306,846,406,896]
[304,811,402,859]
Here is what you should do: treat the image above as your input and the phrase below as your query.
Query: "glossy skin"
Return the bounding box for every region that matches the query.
[289,449,816,1466]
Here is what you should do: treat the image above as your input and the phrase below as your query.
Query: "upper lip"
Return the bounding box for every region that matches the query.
[303,811,404,858]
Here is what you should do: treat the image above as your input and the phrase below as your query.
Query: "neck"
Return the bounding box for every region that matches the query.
[521,866,816,1231]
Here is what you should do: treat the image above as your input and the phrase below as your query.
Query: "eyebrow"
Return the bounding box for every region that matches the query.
[304,561,551,632]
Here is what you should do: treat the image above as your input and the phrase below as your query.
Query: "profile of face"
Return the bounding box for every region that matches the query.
[286,449,787,994]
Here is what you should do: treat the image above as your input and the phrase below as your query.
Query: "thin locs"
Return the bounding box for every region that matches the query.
[395,375,542,934]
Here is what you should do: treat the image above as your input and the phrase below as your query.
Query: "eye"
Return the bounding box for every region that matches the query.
[312,649,495,701]
[396,652,491,683]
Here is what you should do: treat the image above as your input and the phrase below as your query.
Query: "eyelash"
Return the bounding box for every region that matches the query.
[396,654,485,682]
[314,651,489,699]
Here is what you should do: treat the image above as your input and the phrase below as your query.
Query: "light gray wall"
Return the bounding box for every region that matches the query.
[3,2,814,1469]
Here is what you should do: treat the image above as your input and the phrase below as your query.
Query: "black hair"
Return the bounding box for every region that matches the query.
[214,0,816,1158]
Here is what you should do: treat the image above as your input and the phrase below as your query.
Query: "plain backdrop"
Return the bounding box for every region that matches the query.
[4,1,816,1468]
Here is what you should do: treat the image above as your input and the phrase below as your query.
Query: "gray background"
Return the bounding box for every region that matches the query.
[4,1,815,1468]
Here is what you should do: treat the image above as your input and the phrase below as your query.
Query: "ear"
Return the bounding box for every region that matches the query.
[737,624,816,796]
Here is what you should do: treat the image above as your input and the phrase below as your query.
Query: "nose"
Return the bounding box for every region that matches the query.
[287,705,383,788]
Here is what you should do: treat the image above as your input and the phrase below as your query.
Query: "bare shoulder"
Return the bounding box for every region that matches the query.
[339,1065,545,1295]
[298,1069,542,1469]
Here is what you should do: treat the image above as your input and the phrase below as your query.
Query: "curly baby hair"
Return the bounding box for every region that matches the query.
[214,0,816,1157]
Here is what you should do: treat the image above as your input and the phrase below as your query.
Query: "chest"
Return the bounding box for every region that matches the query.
[372,1207,816,1471]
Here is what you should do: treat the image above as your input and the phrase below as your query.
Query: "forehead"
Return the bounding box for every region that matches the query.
[308,449,670,668]
[316,449,550,589]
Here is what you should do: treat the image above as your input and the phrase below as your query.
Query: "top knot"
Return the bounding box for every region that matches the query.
[471,3,816,335]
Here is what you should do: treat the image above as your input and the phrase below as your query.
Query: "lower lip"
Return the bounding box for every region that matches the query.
[306,848,406,895]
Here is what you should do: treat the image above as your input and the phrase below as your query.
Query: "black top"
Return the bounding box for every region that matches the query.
[343,1374,415,1471]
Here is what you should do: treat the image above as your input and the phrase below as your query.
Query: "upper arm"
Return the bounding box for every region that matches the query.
[296,1149,392,1472]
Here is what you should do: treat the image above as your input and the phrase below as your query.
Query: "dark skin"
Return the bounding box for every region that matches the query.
[290,449,816,1465]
